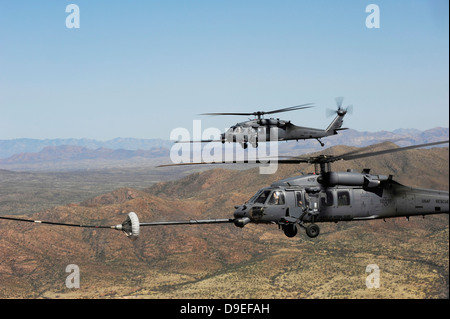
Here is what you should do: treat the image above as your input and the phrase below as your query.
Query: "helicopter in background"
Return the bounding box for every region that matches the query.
[176,97,353,149]
[1,140,448,240]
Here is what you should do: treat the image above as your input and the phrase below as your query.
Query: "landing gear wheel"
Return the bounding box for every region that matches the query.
[306,224,320,238]
[283,224,298,238]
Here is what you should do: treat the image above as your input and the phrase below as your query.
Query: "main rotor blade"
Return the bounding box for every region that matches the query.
[338,140,449,162]
[199,103,314,117]
[173,139,223,144]
[200,112,255,116]
[157,158,287,167]
[157,140,449,168]
[264,103,315,115]
[276,140,450,164]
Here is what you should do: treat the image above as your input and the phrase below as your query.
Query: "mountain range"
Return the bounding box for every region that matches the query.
[0,127,448,171]
[0,145,171,171]
[0,145,169,164]
[1,127,448,160]
[0,137,173,159]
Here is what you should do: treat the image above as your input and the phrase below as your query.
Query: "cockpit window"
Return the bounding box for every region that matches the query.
[247,190,262,203]
[268,191,285,205]
[234,126,244,133]
[254,190,272,204]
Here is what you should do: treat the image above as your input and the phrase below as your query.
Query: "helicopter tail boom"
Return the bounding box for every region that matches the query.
[393,187,449,218]
[324,112,346,136]
[324,97,352,136]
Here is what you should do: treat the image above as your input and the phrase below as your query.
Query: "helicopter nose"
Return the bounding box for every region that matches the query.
[233,205,247,219]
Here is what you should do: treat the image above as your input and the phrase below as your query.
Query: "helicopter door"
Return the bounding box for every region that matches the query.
[304,191,320,222]
[285,191,306,220]
[257,127,269,142]
[262,190,287,222]
[334,189,353,221]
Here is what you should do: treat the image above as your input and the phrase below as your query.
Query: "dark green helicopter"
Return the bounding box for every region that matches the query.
[1,141,448,240]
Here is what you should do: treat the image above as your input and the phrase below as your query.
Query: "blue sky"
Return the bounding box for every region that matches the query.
[0,0,448,140]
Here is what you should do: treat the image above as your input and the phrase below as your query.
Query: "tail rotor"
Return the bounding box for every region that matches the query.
[327,97,353,117]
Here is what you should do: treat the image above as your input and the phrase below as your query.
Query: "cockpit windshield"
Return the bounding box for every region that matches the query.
[247,189,285,205]
[247,190,262,203]
[234,126,244,133]
[247,189,271,204]
[255,190,272,204]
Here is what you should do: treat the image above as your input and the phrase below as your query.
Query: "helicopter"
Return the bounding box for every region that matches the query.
[158,139,449,239]
[230,141,450,238]
[1,140,447,240]
[176,97,353,149]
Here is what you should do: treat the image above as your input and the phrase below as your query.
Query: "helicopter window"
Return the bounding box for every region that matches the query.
[254,190,272,204]
[337,191,350,206]
[234,127,243,133]
[320,191,333,207]
[295,192,303,207]
[257,127,267,135]
[304,192,311,207]
[247,190,262,203]
[268,191,285,205]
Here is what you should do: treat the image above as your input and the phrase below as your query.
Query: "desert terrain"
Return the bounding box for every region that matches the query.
[0,143,448,299]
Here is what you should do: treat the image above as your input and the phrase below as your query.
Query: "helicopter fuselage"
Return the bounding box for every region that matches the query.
[233,172,449,237]
[223,111,346,148]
